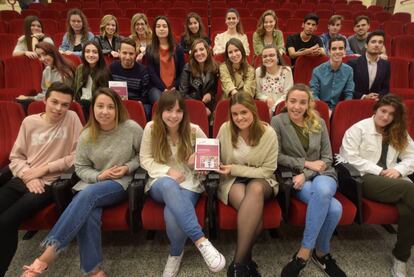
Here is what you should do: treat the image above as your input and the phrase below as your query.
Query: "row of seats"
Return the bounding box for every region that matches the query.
[1,97,413,237]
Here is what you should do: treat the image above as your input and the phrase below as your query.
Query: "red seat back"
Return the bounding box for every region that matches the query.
[275,100,331,132]
[293,55,329,85]
[27,101,86,125]
[3,56,43,92]
[213,99,270,138]
[392,35,414,59]
[330,99,376,154]
[0,101,25,167]
[122,100,147,128]
[0,34,18,60]
[389,57,410,89]
[151,99,210,136]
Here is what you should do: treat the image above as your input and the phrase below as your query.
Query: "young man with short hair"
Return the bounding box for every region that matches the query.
[348,16,388,59]
[109,37,150,104]
[348,15,371,55]
[348,30,390,100]
[310,37,354,113]
[320,15,353,55]
[286,13,326,66]
[0,82,82,276]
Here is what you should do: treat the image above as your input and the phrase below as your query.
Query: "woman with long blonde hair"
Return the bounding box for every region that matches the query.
[271,84,346,277]
[140,91,225,276]
[130,13,152,62]
[94,14,122,58]
[339,94,414,277]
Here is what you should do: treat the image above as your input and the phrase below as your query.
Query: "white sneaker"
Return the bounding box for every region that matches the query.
[391,257,407,277]
[197,239,226,272]
[162,251,184,277]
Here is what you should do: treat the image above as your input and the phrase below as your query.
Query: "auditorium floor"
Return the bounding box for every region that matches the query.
[7,223,414,276]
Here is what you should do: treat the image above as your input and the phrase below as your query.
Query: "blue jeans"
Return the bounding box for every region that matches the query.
[295,175,342,254]
[149,177,204,256]
[42,180,127,273]
[148,87,163,104]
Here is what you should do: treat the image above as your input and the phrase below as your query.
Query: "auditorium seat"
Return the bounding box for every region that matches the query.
[293,55,329,85]
[0,33,18,60]
[381,21,404,37]
[332,100,399,226]
[392,12,411,24]
[392,35,414,59]
[3,56,43,92]
[389,57,410,89]
[27,101,86,125]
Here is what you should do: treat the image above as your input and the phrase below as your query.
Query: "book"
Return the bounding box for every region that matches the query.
[108,81,128,100]
[195,138,220,171]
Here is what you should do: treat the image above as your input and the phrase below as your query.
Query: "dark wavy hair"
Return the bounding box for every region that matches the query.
[373,94,408,152]
[80,41,110,93]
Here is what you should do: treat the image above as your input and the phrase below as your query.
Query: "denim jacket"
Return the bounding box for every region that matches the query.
[59,32,95,56]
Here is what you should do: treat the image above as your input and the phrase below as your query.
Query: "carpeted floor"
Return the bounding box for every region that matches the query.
[6,223,414,277]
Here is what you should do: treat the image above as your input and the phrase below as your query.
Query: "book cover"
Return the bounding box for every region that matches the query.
[108,81,128,100]
[195,138,220,171]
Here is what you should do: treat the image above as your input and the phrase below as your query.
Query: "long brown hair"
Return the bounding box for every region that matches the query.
[255,10,279,38]
[373,94,408,152]
[148,16,176,63]
[35,42,75,80]
[80,41,110,92]
[84,88,129,143]
[66,9,90,44]
[224,38,250,82]
[226,8,244,34]
[189,38,218,77]
[182,12,207,48]
[151,90,193,163]
[281,84,322,133]
[229,92,265,147]
[23,15,44,51]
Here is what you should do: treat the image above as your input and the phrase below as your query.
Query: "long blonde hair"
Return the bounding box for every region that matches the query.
[151,91,194,163]
[99,14,119,37]
[229,92,265,148]
[130,13,152,44]
[282,84,322,134]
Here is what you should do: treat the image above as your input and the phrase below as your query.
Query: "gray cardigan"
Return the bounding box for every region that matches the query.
[271,112,337,181]
[74,120,143,191]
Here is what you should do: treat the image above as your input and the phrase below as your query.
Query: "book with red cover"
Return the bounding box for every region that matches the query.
[108,81,128,100]
[195,138,220,171]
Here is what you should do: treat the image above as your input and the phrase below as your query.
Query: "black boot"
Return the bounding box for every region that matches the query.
[227,261,250,277]
[247,260,261,277]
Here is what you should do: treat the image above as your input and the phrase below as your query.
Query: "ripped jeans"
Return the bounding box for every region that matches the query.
[42,180,127,273]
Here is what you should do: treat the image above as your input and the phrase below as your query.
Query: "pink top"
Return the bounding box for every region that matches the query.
[9,110,83,185]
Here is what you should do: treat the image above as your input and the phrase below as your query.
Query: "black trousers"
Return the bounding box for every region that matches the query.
[0,177,53,277]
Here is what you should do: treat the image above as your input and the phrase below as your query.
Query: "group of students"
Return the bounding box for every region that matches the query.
[0,80,413,277]
[10,7,392,121]
[2,5,413,277]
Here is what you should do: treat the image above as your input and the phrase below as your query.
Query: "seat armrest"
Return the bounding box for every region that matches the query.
[275,166,294,220]
[128,167,148,233]
[0,165,13,185]
[335,162,363,223]
[52,169,79,214]
[204,171,219,239]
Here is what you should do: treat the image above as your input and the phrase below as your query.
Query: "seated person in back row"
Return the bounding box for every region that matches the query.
[310,36,354,114]
[348,15,388,59]
[320,15,353,56]
[348,30,390,100]
[109,38,150,115]
[286,13,325,67]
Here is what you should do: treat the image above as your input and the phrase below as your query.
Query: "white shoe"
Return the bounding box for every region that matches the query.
[197,239,226,272]
[391,257,407,277]
[162,251,184,277]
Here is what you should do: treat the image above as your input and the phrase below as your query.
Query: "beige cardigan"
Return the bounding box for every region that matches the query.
[219,63,256,99]
[217,122,278,204]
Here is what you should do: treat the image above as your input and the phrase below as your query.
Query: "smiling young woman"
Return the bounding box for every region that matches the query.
[253,10,285,56]
[179,38,218,116]
[94,14,122,58]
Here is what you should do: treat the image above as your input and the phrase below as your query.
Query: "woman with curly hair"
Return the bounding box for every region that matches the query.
[339,94,414,277]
